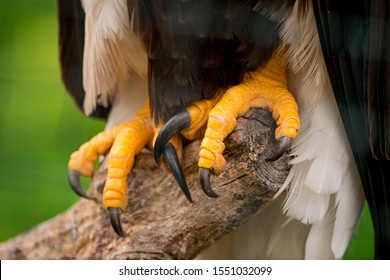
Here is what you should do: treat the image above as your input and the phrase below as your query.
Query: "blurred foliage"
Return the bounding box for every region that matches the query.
[0,0,374,259]
[0,1,104,242]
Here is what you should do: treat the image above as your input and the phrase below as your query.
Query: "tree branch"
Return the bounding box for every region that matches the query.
[0,109,289,259]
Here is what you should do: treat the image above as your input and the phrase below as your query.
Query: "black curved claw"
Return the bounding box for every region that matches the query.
[266,136,293,162]
[199,167,218,198]
[162,142,193,202]
[68,169,95,200]
[154,111,191,165]
[108,207,127,237]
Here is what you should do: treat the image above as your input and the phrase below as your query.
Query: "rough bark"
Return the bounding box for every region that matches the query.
[0,109,290,260]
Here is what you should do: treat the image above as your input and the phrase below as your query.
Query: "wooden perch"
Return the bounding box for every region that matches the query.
[0,109,290,260]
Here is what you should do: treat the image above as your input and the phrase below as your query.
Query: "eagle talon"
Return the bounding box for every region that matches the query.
[154,111,191,165]
[265,136,292,162]
[108,207,126,237]
[68,169,95,200]
[199,167,218,198]
[162,142,193,202]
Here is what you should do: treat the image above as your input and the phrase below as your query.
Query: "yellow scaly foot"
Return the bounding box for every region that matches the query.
[68,101,154,236]
[154,47,300,197]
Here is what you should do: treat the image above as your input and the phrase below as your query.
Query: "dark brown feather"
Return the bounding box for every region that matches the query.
[57,0,109,118]
[367,0,390,159]
[129,0,285,124]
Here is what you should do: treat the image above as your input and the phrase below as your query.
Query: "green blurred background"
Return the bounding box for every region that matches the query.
[0,0,374,259]
[0,0,104,242]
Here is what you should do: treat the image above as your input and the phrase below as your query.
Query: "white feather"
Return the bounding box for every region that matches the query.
[331,161,365,258]
[105,77,148,130]
[279,0,365,259]
[81,0,147,115]
[279,0,326,90]
[304,201,335,259]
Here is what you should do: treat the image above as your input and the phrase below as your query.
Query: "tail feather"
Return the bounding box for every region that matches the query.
[304,202,335,259]
[331,163,365,258]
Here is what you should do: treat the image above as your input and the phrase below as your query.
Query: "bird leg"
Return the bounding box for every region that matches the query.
[197,48,299,192]
[69,100,196,236]
[154,47,300,197]
[68,101,154,236]
[68,123,135,199]
[69,48,299,236]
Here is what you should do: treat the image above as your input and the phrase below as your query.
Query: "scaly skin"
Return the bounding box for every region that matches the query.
[181,97,221,140]
[68,123,130,177]
[68,101,154,210]
[185,47,300,173]
[103,104,154,209]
